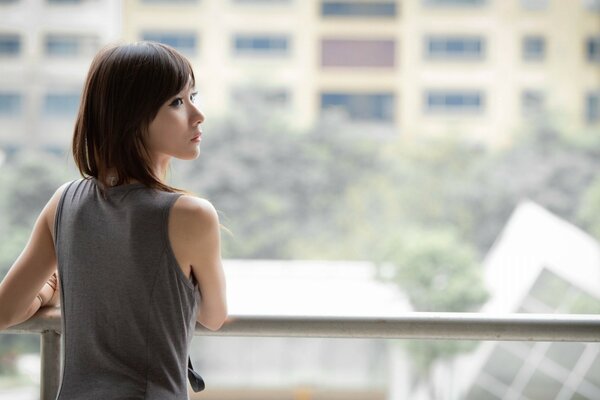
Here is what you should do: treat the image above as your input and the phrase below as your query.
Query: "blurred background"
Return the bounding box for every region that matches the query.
[0,0,599,399]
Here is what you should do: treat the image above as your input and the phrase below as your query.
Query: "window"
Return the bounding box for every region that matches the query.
[320,92,394,122]
[47,0,84,4]
[425,36,485,60]
[232,88,289,108]
[520,0,549,10]
[233,34,289,56]
[43,93,80,117]
[142,0,198,3]
[522,35,545,61]
[44,34,99,57]
[521,90,544,117]
[0,34,21,56]
[141,32,197,56]
[586,92,600,123]
[586,36,600,62]
[321,39,395,67]
[233,0,291,3]
[0,93,22,116]
[423,0,486,6]
[425,90,484,113]
[321,1,397,17]
[582,0,600,11]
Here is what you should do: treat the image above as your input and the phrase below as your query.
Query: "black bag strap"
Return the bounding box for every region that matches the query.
[187,356,206,392]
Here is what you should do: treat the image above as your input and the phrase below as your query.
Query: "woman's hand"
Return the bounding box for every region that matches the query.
[46,273,60,307]
[38,272,59,308]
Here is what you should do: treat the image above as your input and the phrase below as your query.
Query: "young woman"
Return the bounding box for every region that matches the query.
[0,41,228,398]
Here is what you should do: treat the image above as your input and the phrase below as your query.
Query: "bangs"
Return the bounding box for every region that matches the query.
[156,43,196,96]
[125,41,197,123]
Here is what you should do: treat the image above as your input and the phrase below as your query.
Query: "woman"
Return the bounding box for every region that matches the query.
[0,41,228,399]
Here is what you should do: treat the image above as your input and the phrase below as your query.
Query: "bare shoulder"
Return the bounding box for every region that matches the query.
[46,180,77,239]
[171,195,219,231]
[168,194,222,284]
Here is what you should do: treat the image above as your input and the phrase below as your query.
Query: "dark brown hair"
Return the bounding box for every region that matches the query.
[72,40,195,197]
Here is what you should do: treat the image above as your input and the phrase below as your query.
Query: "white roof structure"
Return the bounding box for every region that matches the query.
[454,201,600,400]
[194,260,412,391]
[222,259,411,317]
[482,200,600,313]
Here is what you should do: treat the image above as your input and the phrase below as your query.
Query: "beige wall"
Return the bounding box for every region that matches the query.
[122,0,599,146]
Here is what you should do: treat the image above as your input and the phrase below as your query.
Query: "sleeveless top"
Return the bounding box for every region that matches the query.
[53,177,200,400]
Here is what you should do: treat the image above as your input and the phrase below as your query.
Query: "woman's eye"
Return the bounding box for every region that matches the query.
[171,98,183,107]
[190,92,198,103]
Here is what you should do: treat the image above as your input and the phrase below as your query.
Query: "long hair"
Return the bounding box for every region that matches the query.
[72,40,195,197]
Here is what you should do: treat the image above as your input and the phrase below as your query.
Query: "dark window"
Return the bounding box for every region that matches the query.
[520,0,549,9]
[43,93,80,117]
[47,0,84,4]
[321,39,395,67]
[233,0,291,3]
[425,36,485,60]
[582,0,600,11]
[586,92,600,123]
[141,32,198,56]
[321,1,397,17]
[425,90,484,113]
[142,0,198,3]
[521,90,545,117]
[232,88,289,107]
[522,35,545,61]
[233,35,289,55]
[45,34,99,57]
[0,93,22,116]
[0,34,21,56]
[586,36,600,62]
[423,0,486,6]
[321,92,394,122]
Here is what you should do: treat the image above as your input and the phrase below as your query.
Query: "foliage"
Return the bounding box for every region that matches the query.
[375,227,488,383]
[0,149,71,372]
[175,107,384,259]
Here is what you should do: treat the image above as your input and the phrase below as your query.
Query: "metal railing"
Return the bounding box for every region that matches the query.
[5,306,600,400]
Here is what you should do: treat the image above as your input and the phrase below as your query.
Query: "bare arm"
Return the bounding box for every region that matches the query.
[170,196,228,331]
[0,183,67,330]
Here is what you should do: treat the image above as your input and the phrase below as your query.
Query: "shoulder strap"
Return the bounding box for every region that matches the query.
[187,356,206,392]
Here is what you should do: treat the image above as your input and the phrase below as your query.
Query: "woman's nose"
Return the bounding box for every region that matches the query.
[191,105,205,125]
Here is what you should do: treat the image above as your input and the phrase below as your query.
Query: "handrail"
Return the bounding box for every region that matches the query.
[4,307,600,400]
[8,306,600,341]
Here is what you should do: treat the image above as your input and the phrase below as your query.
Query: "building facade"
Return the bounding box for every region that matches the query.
[122,0,600,146]
[0,0,121,155]
[0,0,598,152]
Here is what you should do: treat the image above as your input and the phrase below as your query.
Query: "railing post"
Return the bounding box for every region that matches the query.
[40,330,61,400]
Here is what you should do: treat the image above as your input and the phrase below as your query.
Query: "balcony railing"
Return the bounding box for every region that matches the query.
[4,306,600,400]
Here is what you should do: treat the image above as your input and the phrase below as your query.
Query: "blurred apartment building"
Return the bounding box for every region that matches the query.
[121,0,600,146]
[0,0,599,154]
[0,0,121,157]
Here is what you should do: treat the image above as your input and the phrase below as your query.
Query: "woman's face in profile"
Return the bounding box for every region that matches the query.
[146,75,204,162]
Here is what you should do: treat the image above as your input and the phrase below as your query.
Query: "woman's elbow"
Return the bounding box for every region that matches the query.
[198,308,228,332]
[199,316,227,332]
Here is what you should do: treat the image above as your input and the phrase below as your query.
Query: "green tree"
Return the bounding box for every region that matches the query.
[375,227,488,395]
[0,149,72,375]
[174,106,383,259]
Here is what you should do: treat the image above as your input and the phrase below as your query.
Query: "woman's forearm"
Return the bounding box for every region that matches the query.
[5,274,57,328]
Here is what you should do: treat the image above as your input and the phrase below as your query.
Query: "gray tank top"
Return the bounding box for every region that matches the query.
[53,177,200,400]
